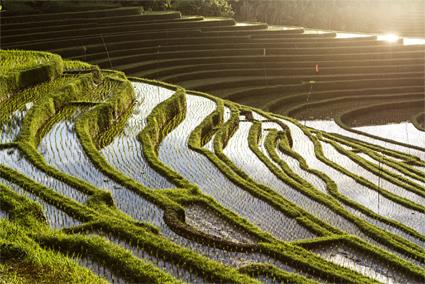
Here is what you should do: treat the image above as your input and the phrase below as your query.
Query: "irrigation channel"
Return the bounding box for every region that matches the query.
[4,81,322,282]
[354,122,425,149]
[158,93,317,241]
[0,103,33,144]
[0,177,82,229]
[281,118,425,242]
[304,120,425,161]
[1,42,424,283]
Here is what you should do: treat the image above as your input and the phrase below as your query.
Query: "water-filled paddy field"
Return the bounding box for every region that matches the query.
[1,7,424,283]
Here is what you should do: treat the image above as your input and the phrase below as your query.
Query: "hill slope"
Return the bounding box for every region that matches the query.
[2,7,424,132]
[0,48,424,283]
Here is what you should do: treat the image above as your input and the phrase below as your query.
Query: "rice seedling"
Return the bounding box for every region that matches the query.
[305,120,425,161]
[225,120,365,238]
[281,118,425,232]
[354,122,425,149]
[358,153,425,187]
[38,118,166,226]
[0,149,88,203]
[0,177,81,229]
[157,94,315,241]
[185,203,259,244]
[319,137,425,207]
[1,29,425,282]
[311,242,422,283]
[319,141,425,234]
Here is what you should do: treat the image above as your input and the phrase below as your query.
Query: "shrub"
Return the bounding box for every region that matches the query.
[104,0,235,17]
[172,0,234,17]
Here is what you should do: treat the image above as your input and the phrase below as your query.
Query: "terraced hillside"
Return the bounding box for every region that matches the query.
[231,0,425,38]
[2,7,424,133]
[1,41,425,284]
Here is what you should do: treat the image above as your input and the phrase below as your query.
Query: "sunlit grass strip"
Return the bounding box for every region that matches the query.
[335,113,425,153]
[87,76,136,149]
[0,183,47,229]
[0,220,106,284]
[138,86,193,189]
[0,165,96,223]
[325,131,425,167]
[37,106,76,146]
[96,100,134,149]
[262,129,425,273]
[258,241,379,284]
[0,50,61,75]
[209,103,337,237]
[316,134,425,213]
[143,86,379,283]
[1,162,257,283]
[239,263,319,284]
[35,233,181,284]
[0,76,77,126]
[271,116,425,262]
[63,59,99,72]
[0,50,64,100]
[272,127,425,244]
[319,134,425,197]
[294,234,425,282]
[83,76,136,150]
[322,132,425,183]
[61,219,260,284]
[16,73,95,146]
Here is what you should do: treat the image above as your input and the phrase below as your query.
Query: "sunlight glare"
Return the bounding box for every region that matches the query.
[378,33,400,43]
[403,38,425,45]
[335,33,369,39]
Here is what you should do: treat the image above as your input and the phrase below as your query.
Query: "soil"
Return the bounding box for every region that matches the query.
[185,204,259,245]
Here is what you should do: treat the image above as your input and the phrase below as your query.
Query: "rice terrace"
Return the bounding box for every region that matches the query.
[0,0,425,283]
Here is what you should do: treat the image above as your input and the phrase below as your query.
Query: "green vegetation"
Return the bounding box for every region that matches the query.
[0,50,63,102]
[1,7,424,282]
[0,185,106,284]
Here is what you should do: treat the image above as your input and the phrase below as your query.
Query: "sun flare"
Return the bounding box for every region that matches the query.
[378,33,400,43]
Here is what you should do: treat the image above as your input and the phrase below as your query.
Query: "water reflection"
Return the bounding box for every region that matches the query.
[354,122,425,148]
[377,33,400,43]
[403,37,425,45]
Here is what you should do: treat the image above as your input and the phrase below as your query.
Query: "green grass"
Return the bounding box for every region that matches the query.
[1,49,424,283]
[0,186,106,284]
[0,50,63,101]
